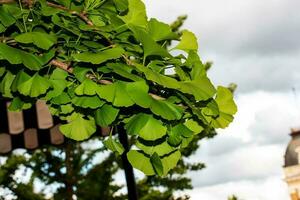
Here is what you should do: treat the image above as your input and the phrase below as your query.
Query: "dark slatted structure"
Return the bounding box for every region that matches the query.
[0,98,110,154]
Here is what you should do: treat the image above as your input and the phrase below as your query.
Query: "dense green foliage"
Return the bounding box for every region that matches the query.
[0,0,237,176]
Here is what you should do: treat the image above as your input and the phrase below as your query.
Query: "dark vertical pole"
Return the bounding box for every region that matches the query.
[117,125,138,200]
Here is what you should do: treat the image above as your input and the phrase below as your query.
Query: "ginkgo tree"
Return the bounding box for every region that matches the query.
[0,0,237,176]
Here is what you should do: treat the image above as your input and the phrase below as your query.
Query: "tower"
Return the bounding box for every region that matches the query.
[284,129,300,200]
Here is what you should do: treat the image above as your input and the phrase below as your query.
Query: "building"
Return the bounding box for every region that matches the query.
[284,129,300,200]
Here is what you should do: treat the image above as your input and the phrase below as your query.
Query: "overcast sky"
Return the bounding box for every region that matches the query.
[144,0,300,199]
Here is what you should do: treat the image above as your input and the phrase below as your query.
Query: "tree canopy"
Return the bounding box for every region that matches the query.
[0,0,237,176]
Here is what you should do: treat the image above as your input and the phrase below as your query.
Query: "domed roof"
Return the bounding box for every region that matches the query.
[284,129,300,167]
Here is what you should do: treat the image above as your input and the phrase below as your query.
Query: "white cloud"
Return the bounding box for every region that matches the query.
[183,90,300,198]
[144,0,300,92]
[186,176,289,200]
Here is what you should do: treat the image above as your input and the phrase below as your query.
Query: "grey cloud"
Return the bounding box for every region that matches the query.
[145,0,300,92]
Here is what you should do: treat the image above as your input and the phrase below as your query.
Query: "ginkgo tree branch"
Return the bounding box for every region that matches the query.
[49,59,165,101]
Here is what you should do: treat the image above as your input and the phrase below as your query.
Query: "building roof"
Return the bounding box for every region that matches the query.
[0,98,109,154]
[284,129,300,167]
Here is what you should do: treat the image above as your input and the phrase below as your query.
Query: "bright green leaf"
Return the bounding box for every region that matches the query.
[75,79,99,96]
[150,152,164,176]
[180,77,216,101]
[175,30,198,52]
[72,47,125,64]
[150,99,183,120]
[127,150,155,175]
[17,74,51,97]
[15,32,57,50]
[95,104,120,127]
[121,0,147,27]
[60,113,96,141]
[125,114,167,141]
[103,136,124,155]
[147,18,178,42]
[97,81,135,107]
[161,150,181,175]
[212,86,237,128]
[72,95,105,109]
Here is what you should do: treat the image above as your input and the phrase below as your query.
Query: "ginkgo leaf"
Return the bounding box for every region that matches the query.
[60,113,96,141]
[179,77,216,101]
[0,43,54,70]
[135,63,180,89]
[212,86,237,128]
[0,7,15,28]
[184,119,204,134]
[15,32,57,50]
[125,114,167,141]
[17,74,51,97]
[150,99,183,120]
[97,82,135,107]
[95,104,119,127]
[136,140,175,157]
[175,30,198,52]
[129,25,170,59]
[147,18,178,42]
[113,0,128,12]
[121,0,147,27]
[161,150,181,176]
[0,71,15,97]
[172,124,194,138]
[127,150,155,176]
[75,79,99,96]
[11,70,30,92]
[103,136,124,155]
[126,81,152,108]
[150,152,164,176]
[72,95,105,109]
[72,47,125,64]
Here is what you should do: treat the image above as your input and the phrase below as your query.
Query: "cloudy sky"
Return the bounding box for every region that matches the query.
[144,0,300,199]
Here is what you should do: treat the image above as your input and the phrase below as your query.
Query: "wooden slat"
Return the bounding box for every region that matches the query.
[24,128,38,149]
[36,100,53,129]
[50,125,64,145]
[7,102,24,134]
[0,133,12,154]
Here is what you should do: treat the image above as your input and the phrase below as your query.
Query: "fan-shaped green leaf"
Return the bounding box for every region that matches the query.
[175,30,198,52]
[136,140,175,157]
[97,82,135,107]
[180,77,216,101]
[72,47,125,64]
[126,81,152,108]
[147,18,178,42]
[15,32,57,50]
[212,86,237,128]
[113,0,128,12]
[75,79,99,96]
[103,136,124,155]
[127,150,155,176]
[60,113,96,141]
[121,0,147,27]
[129,25,170,59]
[125,114,167,141]
[161,150,181,176]
[150,152,164,176]
[184,119,204,134]
[95,104,120,127]
[150,99,183,120]
[17,74,51,97]
[0,71,15,97]
[72,95,105,109]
